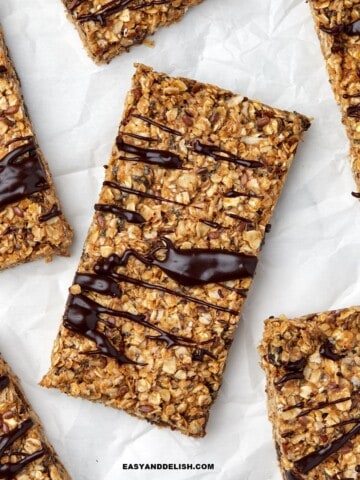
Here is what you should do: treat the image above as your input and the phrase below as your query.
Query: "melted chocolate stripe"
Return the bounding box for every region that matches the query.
[192,140,264,168]
[225,189,264,199]
[200,219,225,229]
[0,418,33,456]
[68,0,86,10]
[0,448,46,479]
[0,66,7,75]
[0,138,49,209]
[296,395,352,418]
[123,132,159,143]
[116,136,183,169]
[103,181,188,206]
[74,272,121,297]
[95,203,146,224]
[320,19,360,36]
[97,236,257,287]
[293,420,360,474]
[38,205,61,222]
[64,293,215,362]
[0,376,9,391]
[285,471,302,480]
[94,267,238,315]
[319,340,346,361]
[131,114,181,136]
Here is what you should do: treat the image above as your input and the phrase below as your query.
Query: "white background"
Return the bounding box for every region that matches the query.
[0,1,359,479]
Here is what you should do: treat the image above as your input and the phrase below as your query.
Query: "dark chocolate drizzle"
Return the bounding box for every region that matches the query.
[0,66,7,75]
[94,263,238,315]
[347,104,360,118]
[68,0,86,10]
[116,136,183,169]
[296,395,352,418]
[356,465,360,472]
[319,340,346,361]
[274,357,307,386]
[95,203,145,224]
[103,180,188,206]
[74,272,121,297]
[77,0,170,25]
[285,471,302,480]
[224,189,264,199]
[95,236,257,287]
[123,132,159,143]
[38,205,62,222]
[200,219,225,229]
[293,418,360,474]
[131,114,181,136]
[320,19,360,36]
[64,293,215,364]
[343,92,360,99]
[351,191,360,198]
[191,140,264,168]
[0,138,49,209]
[0,376,9,391]
[0,416,45,479]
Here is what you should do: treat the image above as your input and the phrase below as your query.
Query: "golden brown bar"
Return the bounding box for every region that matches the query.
[41,64,311,437]
[308,1,360,195]
[0,353,71,479]
[259,309,359,480]
[0,26,73,271]
[61,0,204,64]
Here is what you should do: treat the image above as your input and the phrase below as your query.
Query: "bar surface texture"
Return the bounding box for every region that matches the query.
[62,0,204,64]
[0,26,73,271]
[308,1,360,194]
[42,64,311,437]
[0,353,71,479]
[259,309,359,480]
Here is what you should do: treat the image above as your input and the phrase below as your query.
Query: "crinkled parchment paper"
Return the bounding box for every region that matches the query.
[0,0,359,479]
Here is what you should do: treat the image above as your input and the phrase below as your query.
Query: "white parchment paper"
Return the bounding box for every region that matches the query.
[0,1,359,479]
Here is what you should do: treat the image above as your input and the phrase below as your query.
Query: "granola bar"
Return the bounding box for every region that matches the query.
[259,309,360,480]
[308,1,360,195]
[0,353,71,479]
[0,26,73,271]
[62,0,204,64]
[41,64,311,437]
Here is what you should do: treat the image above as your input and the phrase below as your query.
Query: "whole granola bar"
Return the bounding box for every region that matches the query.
[0,26,73,271]
[308,1,360,195]
[41,64,311,437]
[62,0,204,64]
[0,353,71,479]
[259,309,359,480]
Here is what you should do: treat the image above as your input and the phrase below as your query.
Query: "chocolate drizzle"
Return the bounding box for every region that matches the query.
[191,140,264,168]
[94,263,238,314]
[96,237,257,287]
[38,205,62,222]
[64,292,215,364]
[0,138,49,209]
[74,272,121,297]
[347,104,360,118]
[274,357,307,386]
[224,189,264,199]
[320,19,360,36]
[319,340,346,361]
[296,395,352,418]
[116,136,183,169]
[200,219,225,229]
[293,419,360,474]
[103,181,188,206]
[0,376,9,391]
[285,471,302,480]
[95,203,145,224]
[0,416,45,479]
[131,114,181,136]
[77,0,170,25]
[0,66,7,75]
[351,191,360,198]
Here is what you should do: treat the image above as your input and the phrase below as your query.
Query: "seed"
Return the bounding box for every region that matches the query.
[13,206,24,217]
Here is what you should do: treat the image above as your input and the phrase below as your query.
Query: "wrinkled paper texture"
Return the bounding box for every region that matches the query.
[0,0,358,479]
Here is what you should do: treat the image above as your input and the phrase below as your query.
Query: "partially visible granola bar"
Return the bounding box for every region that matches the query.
[0,26,73,271]
[308,1,360,195]
[0,353,71,479]
[259,309,360,480]
[61,0,204,64]
[41,64,311,437]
